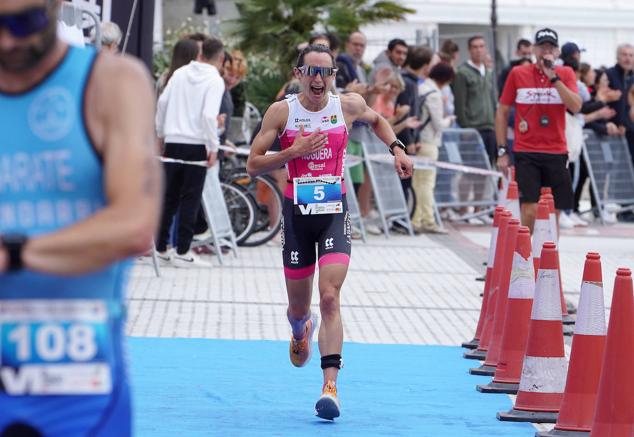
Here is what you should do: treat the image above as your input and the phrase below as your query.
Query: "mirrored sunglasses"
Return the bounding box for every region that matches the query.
[0,7,50,38]
[298,65,338,77]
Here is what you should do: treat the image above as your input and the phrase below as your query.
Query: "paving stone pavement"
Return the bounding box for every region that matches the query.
[127,222,634,345]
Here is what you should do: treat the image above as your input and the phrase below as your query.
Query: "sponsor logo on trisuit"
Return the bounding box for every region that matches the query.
[330,115,337,124]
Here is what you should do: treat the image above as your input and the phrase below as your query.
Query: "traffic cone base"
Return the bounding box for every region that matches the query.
[535,428,589,436]
[497,409,558,423]
[476,380,519,394]
[469,364,495,376]
[463,349,486,360]
[462,339,479,349]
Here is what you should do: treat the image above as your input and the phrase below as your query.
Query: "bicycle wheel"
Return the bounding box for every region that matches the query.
[220,181,257,245]
[228,170,283,247]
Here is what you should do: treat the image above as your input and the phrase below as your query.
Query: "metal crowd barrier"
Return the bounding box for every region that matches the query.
[196,165,239,264]
[344,157,367,242]
[435,128,498,219]
[350,125,414,238]
[582,130,634,224]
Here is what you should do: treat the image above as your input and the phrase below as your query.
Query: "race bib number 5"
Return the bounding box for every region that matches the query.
[0,300,113,396]
[293,176,343,215]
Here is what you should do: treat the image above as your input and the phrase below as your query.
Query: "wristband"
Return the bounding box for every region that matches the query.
[550,75,561,84]
[0,234,28,272]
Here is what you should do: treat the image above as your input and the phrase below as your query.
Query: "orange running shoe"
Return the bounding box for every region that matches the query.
[289,312,318,367]
[315,380,340,420]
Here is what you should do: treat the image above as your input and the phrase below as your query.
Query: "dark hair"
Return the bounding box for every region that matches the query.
[594,69,607,89]
[563,56,579,72]
[223,50,233,66]
[467,35,485,48]
[187,32,208,43]
[201,37,224,61]
[429,62,455,85]
[165,39,199,86]
[388,38,407,52]
[517,38,532,51]
[440,39,459,55]
[295,44,335,68]
[309,33,328,45]
[327,33,340,52]
[405,45,433,70]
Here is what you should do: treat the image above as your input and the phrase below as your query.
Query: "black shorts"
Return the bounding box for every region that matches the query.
[282,195,352,280]
[514,152,573,210]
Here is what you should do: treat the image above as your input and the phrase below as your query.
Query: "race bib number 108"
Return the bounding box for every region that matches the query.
[0,299,113,396]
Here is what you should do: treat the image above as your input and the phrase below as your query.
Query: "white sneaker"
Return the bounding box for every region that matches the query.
[365,223,383,235]
[467,217,484,226]
[600,210,617,224]
[156,249,174,266]
[193,229,213,241]
[568,212,588,227]
[172,250,212,268]
[559,212,575,229]
[367,209,380,220]
[479,215,494,225]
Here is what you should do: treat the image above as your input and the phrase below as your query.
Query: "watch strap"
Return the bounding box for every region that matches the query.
[389,140,406,156]
[1,234,28,272]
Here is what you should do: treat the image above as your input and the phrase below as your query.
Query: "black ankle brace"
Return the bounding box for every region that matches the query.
[321,354,343,370]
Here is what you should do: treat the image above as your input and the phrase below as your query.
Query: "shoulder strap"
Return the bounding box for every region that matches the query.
[418,89,437,132]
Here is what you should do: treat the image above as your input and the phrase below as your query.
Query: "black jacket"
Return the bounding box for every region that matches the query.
[396,70,420,147]
[605,63,634,131]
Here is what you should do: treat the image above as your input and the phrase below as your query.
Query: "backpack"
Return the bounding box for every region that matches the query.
[416,89,437,139]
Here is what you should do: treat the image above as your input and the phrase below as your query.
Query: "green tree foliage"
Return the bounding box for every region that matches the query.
[230,0,413,112]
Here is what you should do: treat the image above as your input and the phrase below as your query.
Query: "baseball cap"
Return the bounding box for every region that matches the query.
[561,42,585,58]
[534,28,558,47]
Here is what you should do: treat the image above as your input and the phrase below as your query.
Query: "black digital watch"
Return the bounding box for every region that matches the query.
[1,234,28,272]
[389,139,406,156]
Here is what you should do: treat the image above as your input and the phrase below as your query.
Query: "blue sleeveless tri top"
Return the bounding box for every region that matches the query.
[0,46,131,436]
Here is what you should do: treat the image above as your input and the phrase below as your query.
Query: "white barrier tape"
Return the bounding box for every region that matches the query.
[532,269,562,321]
[367,153,503,177]
[519,356,568,393]
[575,282,606,335]
[159,157,208,167]
[217,145,364,167]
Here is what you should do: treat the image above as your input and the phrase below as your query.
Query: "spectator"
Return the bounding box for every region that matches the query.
[156,38,200,96]
[371,71,421,135]
[571,69,619,223]
[219,50,248,145]
[91,21,122,53]
[498,38,532,92]
[336,31,369,90]
[411,62,456,234]
[370,38,408,84]
[605,43,634,221]
[496,27,581,232]
[453,35,497,164]
[155,37,226,267]
[439,40,459,119]
[579,63,596,93]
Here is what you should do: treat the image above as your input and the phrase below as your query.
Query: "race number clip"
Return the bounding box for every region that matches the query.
[293,176,343,215]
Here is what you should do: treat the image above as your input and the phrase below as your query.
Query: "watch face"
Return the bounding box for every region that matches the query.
[498,148,507,157]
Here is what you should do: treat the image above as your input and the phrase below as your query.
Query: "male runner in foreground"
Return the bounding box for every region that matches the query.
[247,44,412,420]
[0,1,161,435]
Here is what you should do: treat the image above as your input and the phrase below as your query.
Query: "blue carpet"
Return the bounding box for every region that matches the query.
[129,338,534,436]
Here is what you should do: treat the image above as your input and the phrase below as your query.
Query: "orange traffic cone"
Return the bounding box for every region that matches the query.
[589,268,634,437]
[469,210,513,374]
[506,181,521,220]
[541,190,558,244]
[463,206,506,352]
[478,225,534,394]
[533,200,553,275]
[539,191,574,332]
[498,242,567,423]
[480,219,520,370]
[538,252,606,436]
